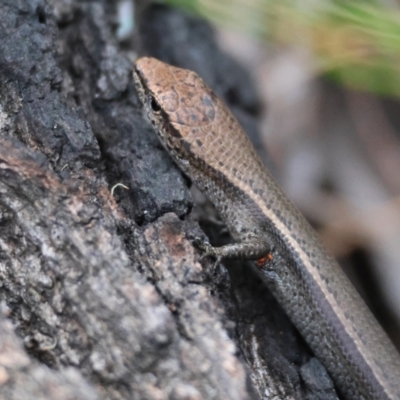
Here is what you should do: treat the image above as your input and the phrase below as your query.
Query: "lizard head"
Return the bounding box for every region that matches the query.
[133,57,224,172]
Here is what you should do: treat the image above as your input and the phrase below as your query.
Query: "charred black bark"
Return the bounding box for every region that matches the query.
[0,1,338,399]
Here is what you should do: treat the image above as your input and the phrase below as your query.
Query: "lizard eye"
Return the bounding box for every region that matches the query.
[149,96,161,113]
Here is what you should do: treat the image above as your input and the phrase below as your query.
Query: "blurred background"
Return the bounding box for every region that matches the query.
[127,0,400,347]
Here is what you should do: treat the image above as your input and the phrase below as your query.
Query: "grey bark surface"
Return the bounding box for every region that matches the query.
[0,1,338,399]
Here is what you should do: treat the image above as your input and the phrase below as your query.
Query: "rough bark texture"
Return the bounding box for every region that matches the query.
[0,1,338,399]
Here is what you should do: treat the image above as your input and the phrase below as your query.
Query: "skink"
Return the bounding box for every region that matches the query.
[133,57,400,399]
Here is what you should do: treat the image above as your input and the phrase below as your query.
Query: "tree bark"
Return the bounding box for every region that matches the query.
[0,1,339,399]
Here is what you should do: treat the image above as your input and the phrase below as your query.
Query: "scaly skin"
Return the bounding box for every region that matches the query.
[133,56,400,400]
